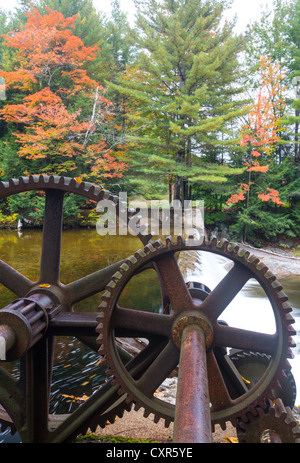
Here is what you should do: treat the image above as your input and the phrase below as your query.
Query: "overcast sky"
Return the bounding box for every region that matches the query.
[0,0,275,32]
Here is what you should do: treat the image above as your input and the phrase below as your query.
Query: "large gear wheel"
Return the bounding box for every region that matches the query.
[236,398,300,443]
[96,235,296,430]
[0,175,145,442]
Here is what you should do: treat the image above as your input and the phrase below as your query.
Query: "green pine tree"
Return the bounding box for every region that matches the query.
[109,0,249,201]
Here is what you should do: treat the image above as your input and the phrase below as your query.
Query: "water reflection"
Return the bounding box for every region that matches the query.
[0,229,299,440]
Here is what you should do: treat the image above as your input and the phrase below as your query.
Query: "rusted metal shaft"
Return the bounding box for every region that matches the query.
[0,325,16,360]
[173,324,212,443]
[0,294,53,361]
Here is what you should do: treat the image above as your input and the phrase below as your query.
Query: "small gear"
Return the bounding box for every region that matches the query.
[96,235,296,430]
[229,350,297,408]
[237,398,300,443]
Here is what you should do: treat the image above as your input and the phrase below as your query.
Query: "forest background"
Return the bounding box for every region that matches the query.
[0,0,299,247]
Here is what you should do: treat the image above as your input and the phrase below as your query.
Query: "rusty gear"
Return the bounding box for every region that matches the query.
[0,175,137,442]
[96,235,296,430]
[237,398,300,443]
[229,350,297,408]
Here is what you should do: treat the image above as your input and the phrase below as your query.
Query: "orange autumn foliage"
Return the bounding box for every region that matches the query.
[227,56,286,207]
[0,7,99,89]
[0,88,88,167]
[0,7,127,179]
[258,188,285,206]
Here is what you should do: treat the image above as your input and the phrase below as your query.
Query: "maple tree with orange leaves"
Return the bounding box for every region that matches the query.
[226,56,287,207]
[0,6,126,181]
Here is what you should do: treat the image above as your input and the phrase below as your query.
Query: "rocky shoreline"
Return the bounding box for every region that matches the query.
[240,243,300,277]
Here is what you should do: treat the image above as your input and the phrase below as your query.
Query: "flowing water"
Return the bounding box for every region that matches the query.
[0,228,299,442]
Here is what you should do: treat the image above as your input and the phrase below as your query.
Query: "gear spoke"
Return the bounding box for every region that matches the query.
[113,306,171,338]
[214,324,277,356]
[64,260,125,306]
[200,263,251,319]
[0,260,33,297]
[135,341,179,397]
[207,350,233,411]
[39,189,64,284]
[154,254,194,313]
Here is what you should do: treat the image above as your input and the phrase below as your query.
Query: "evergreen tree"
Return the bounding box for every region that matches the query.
[109,0,248,201]
[286,0,300,162]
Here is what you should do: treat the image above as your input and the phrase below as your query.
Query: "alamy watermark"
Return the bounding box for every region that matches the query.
[96,192,204,245]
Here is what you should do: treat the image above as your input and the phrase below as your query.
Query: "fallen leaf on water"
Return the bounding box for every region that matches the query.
[63,364,72,368]
[61,393,89,402]
[81,381,89,386]
[95,358,105,366]
[224,435,238,443]
[241,376,251,385]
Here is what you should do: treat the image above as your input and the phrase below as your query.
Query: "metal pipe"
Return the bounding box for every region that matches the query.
[173,324,212,443]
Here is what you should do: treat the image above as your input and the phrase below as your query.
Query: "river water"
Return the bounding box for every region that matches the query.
[0,228,299,441]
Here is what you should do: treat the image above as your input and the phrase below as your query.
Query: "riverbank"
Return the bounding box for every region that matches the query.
[240,242,300,277]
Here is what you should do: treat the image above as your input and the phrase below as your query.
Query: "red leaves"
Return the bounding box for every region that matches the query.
[1,6,99,88]
[0,87,88,164]
[244,161,269,173]
[0,6,127,180]
[227,56,286,207]
[240,56,286,158]
[258,188,285,206]
[226,183,249,205]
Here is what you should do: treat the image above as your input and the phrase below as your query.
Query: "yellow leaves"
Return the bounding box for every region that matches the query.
[241,376,251,385]
[62,394,89,403]
[223,435,238,443]
[94,357,105,366]
[39,283,51,288]
[0,211,18,227]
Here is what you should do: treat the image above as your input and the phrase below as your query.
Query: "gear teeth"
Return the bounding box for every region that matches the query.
[152,239,164,249]
[116,386,126,397]
[101,290,112,301]
[134,249,146,261]
[248,254,260,266]
[264,270,276,282]
[126,255,138,266]
[282,301,293,314]
[164,418,172,428]
[134,402,142,412]
[143,409,151,419]
[237,247,251,260]
[0,175,119,208]
[144,242,156,254]
[218,238,229,250]
[272,280,283,292]
[237,398,300,443]
[176,234,184,245]
[165,236,175,248]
